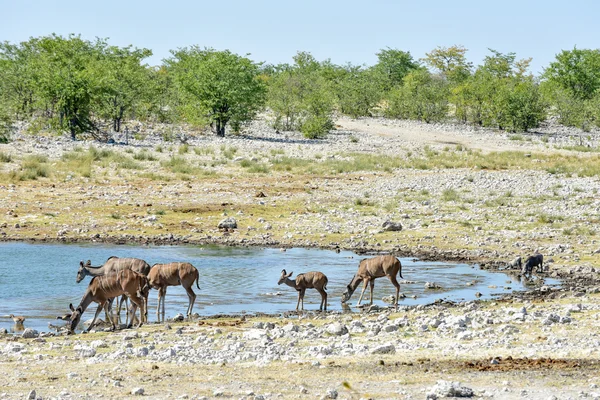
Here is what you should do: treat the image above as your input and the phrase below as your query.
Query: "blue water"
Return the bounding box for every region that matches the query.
[0,243,560,332]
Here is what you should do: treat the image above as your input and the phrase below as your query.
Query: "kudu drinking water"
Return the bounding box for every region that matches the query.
[341,255,403,309]
[76,257,151,322]
[277,269,329,312]
[148,262,200,322]
[69,269,149,332]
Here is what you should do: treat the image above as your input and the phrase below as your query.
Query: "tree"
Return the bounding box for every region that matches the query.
[543,48,600,101]
[423,45,472,84]
[451,50,545,131]
[374,48,421,91]
[331,64,382,118]
[167,47,266,136]
[31,34,104,139]
[385,69,449,123]
[94,45,152,132]
[266,52,335,138]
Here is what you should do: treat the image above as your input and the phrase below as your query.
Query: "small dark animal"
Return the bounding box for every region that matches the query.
[523,254,543,277]
[508,256,522,270]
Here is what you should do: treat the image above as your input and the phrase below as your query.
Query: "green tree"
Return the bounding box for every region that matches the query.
[31,34,104,139]
[453,50,546,131]
[423,45,472,84]
[267,52,335,138]
[385,69,449,123]
[374,48,421,91]
[332,64,382,118]
[167,47,266,136]
[542,48,600,129]
[94,45,152,132]
[543,48,600,100]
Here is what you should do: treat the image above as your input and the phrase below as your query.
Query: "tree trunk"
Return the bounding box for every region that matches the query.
[215,120,225,137]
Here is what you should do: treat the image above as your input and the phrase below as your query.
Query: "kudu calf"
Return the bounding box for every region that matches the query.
[148,262,200,322]
[278,269,328,312]
[68,269,149,333]
[341,255,403,309]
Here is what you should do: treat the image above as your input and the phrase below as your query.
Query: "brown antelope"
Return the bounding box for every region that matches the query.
[76,257,151,321]
[148,262,200,322]
[278,269,328,312]
[9,314,25,324]
[341,255,403,309]
[68,269,149,332]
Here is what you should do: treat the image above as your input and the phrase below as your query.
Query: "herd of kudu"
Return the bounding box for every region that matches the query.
[64,251,545,334]
[66,254,404,334]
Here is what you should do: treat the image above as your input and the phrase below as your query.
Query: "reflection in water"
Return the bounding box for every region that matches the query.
[0,243,561,333]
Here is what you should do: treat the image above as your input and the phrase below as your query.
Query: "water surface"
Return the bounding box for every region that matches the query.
[0,243,559,332]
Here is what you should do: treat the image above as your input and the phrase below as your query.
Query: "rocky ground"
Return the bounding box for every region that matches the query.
[1,116,600,399]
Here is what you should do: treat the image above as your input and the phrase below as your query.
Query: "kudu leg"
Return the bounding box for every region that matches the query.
[295,291,301,311]
[356,280,369,306]
[87,303,106,332]
[184,286,196,318]
[389,275,400,311]
[317,288,327,311]
[369,280,375,305]
[161,287,167,321]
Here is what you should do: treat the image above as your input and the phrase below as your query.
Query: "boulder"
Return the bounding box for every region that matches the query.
[218,217,237,230]
[22,328,39,339]
[382,220,402,232]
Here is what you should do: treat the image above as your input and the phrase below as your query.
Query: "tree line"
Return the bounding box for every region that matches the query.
[1,34,600,142]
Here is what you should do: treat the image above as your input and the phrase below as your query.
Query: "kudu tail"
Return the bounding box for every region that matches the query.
[398,259,404,279]
[195,271,201,290]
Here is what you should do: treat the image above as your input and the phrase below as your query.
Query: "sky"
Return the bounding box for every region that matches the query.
[2,0,599,76]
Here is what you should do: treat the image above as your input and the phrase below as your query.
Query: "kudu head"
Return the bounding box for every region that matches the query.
[277,269,293,285]
[75,260,92,283]
[341,284,354,303]
[68,303,83,332]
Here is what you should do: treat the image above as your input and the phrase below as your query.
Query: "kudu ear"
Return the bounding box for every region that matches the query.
[286,271,293,278]
[86,260,91,267]
[80,261,84,267]
[69,303,75,312]
[281,269,287,275]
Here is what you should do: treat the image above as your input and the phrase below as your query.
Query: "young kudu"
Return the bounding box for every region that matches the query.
[76,257,151,322]
[148,262,200,322]
[341,255,403,309]
[69,269,149,333]
[278,269,328,312]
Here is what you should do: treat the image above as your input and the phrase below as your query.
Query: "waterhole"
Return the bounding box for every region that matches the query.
[0,243,559,332]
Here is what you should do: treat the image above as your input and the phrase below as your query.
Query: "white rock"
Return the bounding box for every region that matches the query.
[21,329,39,339]
[371,344,396,354]
[326,323,348,336]
[426,380,474,398]
[131,387,145,395]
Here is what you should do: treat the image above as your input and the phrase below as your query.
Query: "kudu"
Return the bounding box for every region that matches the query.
[68,269,149,333]
[76,257,151,322]
[278,269,328,312]
[341,255,403,309]
[148,262,200,322]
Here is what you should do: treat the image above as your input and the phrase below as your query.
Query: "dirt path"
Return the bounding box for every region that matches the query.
[336,117,545,154]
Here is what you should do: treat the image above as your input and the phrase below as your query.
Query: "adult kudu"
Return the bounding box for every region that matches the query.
[341,255,403,310]
[69,269,149,333]
[76,257,151,323]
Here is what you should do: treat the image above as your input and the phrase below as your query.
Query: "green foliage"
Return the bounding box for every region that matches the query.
[332,65,382,118]
[450,50,546,131]
[93,45,153,132]
[267,52,336,138]
[423,45,472,84]
[373,48,421,91]
[386,69,449,122]
[543,48,600,101]
[167,47,267,137]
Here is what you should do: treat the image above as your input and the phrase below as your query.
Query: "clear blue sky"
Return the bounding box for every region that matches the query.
[2,0,599,75]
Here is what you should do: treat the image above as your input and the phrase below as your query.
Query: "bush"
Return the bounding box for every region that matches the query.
[300,115,334,139]
[385,70,449,123]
